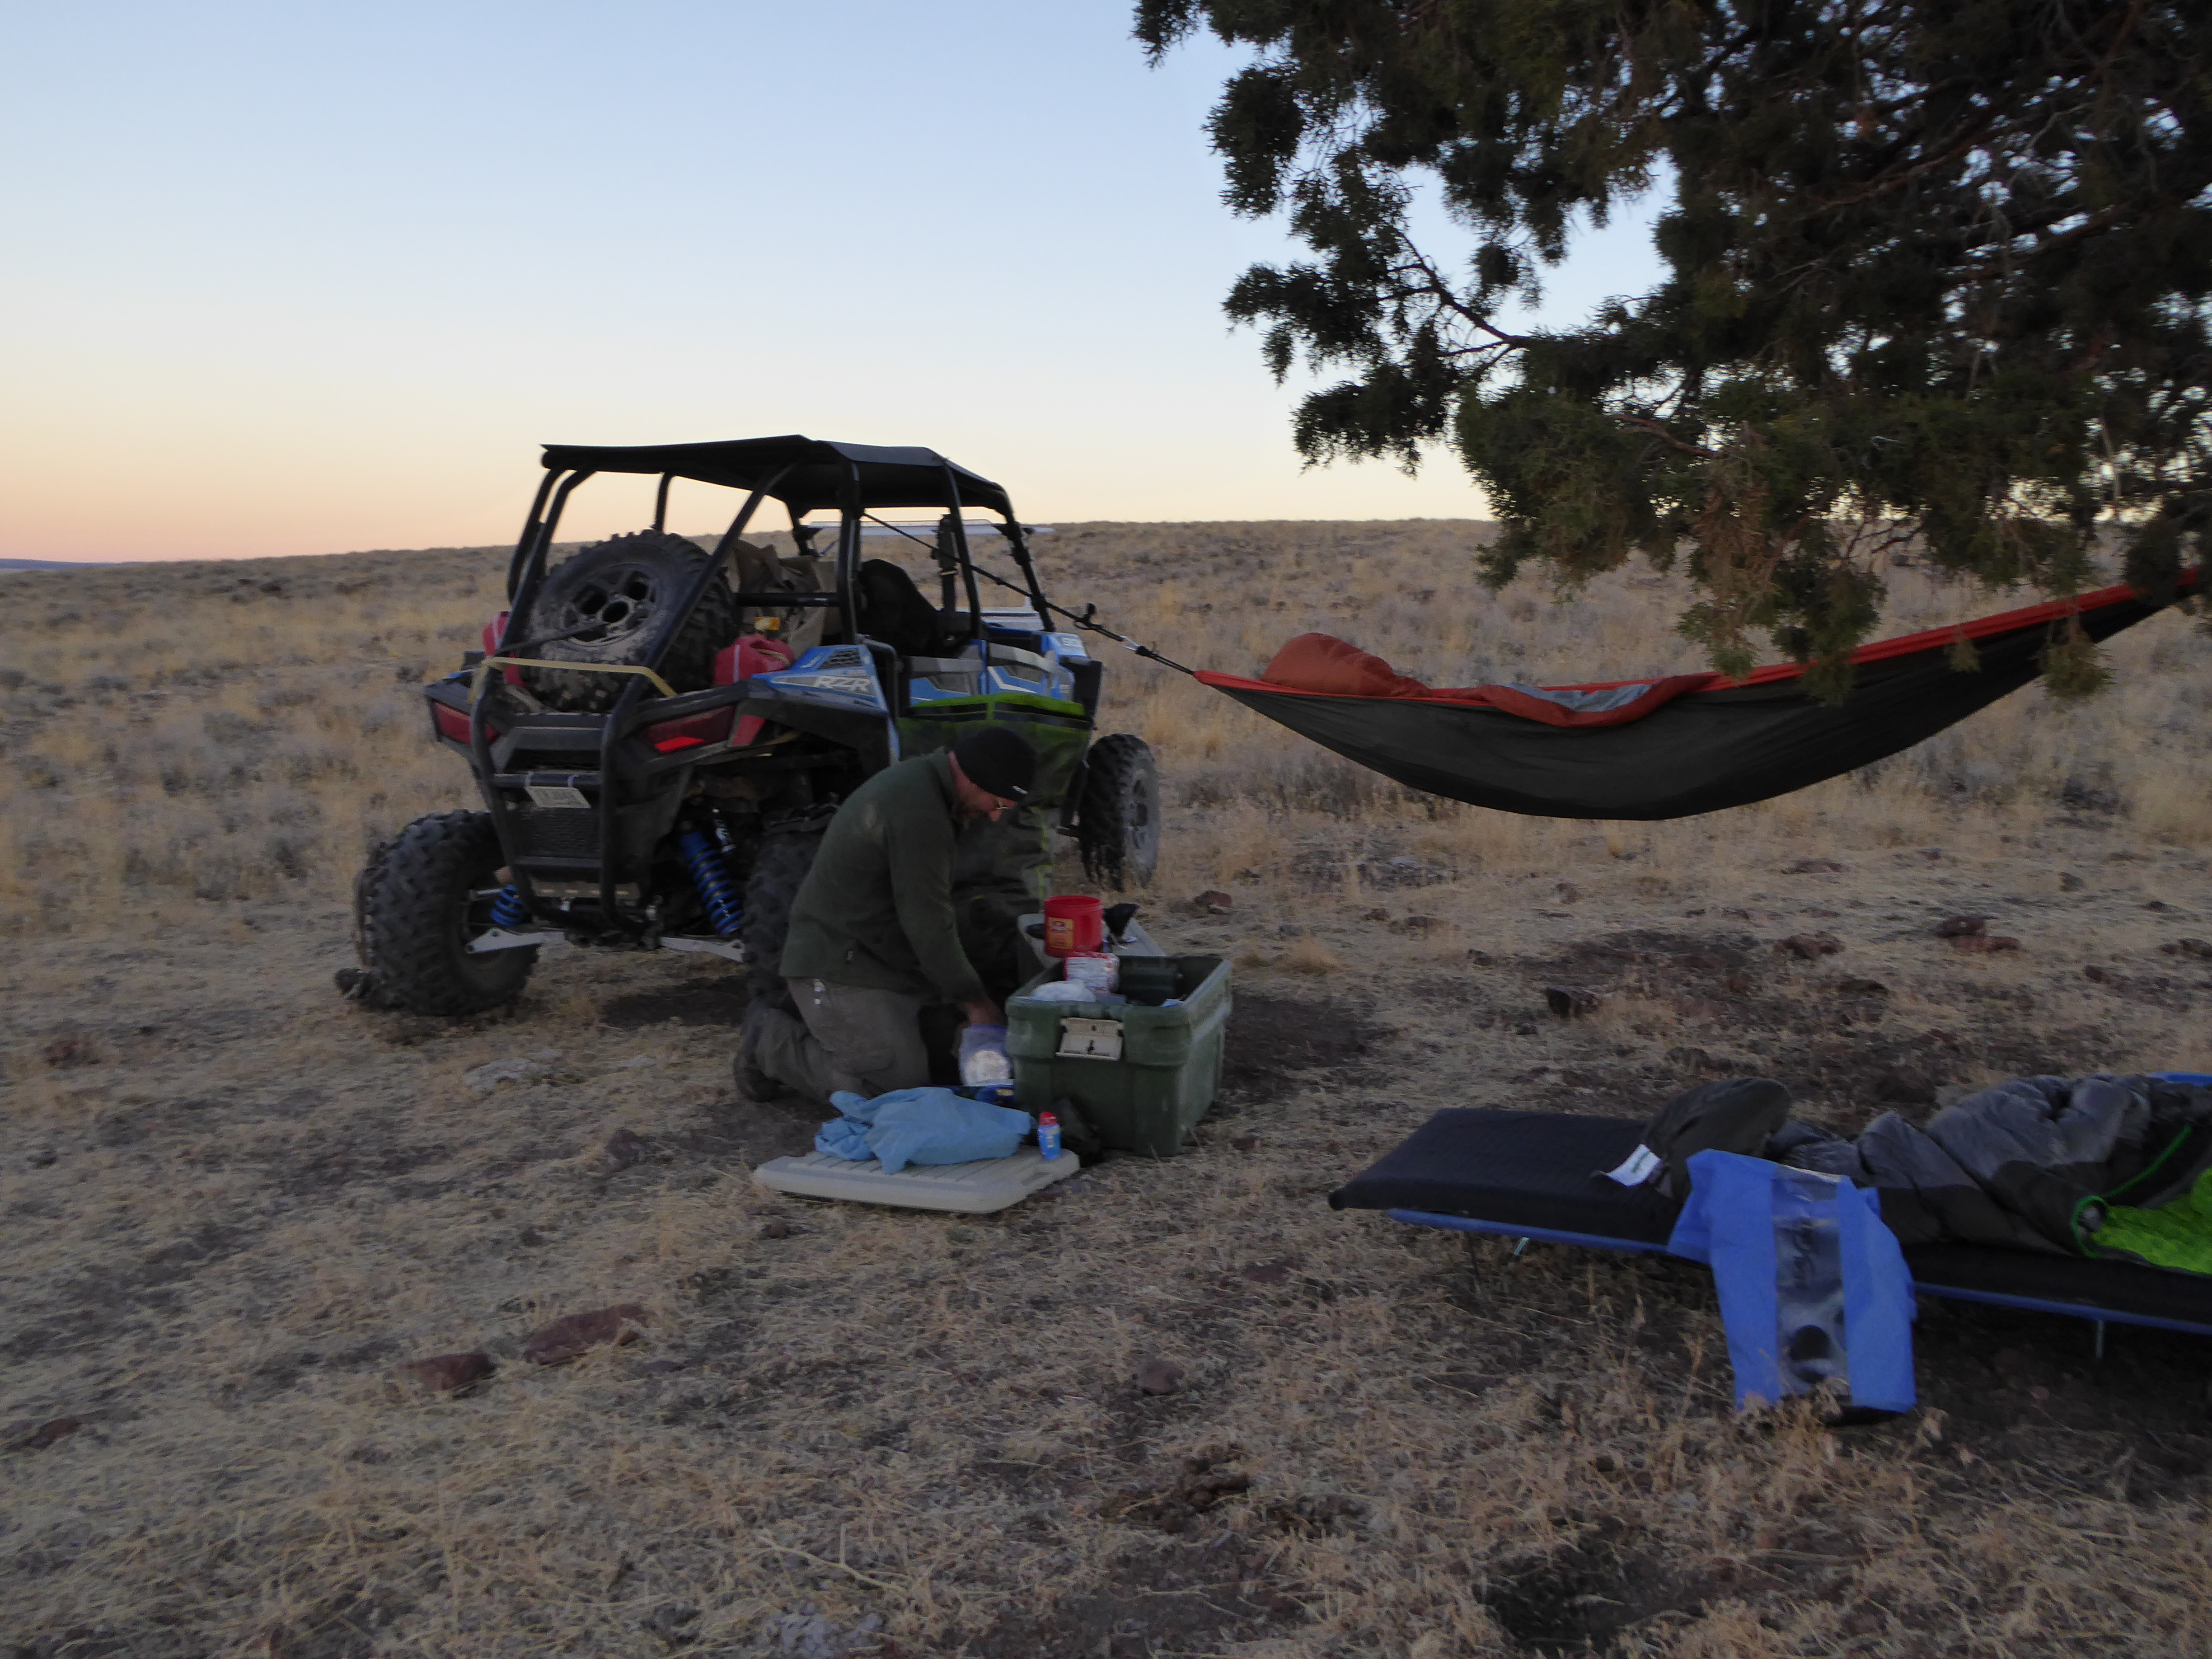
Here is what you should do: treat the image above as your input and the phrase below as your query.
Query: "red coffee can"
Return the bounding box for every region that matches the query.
[1041,895,1104,958]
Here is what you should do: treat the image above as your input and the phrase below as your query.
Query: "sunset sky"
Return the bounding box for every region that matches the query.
[1,2,1661,563]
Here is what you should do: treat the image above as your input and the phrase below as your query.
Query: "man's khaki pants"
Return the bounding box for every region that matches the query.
[751,977,930,1102]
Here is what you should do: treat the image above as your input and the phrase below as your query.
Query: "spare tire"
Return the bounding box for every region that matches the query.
[515,530,736,713]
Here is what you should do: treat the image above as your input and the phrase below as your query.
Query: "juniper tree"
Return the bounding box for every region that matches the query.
[1138,0,2212,686]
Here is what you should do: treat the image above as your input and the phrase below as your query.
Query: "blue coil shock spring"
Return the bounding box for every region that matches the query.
[678,830,744,937]
[489,885,530,930]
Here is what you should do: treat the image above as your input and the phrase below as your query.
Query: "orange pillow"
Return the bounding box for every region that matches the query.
[1260,633,1433,698]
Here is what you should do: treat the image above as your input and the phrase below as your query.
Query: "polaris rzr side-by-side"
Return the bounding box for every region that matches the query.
[347,436,1161,1017]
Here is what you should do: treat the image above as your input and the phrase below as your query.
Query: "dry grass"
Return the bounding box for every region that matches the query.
[5,523,2212,1657]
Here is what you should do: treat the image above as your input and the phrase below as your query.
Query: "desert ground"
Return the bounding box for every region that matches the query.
[5,520,2212,1658]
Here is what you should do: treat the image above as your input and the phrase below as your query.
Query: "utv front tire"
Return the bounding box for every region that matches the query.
[1077,734,1160,889]
[356,811,538,1015]
[516,530,736,713]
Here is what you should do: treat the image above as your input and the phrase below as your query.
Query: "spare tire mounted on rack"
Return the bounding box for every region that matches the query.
[514,530,736,713]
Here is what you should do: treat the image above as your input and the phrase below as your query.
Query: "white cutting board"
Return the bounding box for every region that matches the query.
[752,1145,1082,1214]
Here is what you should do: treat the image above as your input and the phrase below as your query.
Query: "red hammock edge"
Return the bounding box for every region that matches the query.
[1195,571,2202,731]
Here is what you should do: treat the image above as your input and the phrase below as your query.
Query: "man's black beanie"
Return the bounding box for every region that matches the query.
[951,726,1037,801]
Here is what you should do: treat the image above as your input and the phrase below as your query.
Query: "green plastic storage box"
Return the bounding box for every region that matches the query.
[1005,955,1232,1158]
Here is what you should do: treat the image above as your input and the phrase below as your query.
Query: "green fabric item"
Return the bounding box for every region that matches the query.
[898,700,1090,808]
[782,752,987,1005]
[2095,1167,2212,1276]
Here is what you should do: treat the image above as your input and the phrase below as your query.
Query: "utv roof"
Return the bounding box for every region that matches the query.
[539,435,1013,519]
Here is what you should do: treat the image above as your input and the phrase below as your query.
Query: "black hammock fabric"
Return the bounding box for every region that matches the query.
[1196,575,2198,820]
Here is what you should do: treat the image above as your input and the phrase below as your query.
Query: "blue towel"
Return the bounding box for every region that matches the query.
[815,1087,1033,1175]
[1668,1149,1916,1414]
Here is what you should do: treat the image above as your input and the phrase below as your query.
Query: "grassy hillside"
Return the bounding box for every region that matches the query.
[4,526,2211,1658]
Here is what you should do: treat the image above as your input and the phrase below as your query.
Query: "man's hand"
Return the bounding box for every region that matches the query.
[961,998,1005,1028]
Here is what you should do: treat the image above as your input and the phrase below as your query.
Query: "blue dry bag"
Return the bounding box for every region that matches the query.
[1666,1149,1916,1414]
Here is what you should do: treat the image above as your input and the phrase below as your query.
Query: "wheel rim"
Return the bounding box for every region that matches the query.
[453,883,506,962]
[1126,777,1158,864]
[558,562,665,647]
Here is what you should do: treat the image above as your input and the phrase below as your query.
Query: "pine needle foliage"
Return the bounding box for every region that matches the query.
[1137,0,2212,687]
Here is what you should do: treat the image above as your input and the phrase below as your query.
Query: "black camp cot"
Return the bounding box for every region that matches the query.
[1331,1097,2212,1351]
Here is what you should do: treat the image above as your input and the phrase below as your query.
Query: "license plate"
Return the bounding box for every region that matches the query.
[525,784,590,809]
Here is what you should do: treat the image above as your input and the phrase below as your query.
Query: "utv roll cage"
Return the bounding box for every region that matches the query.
[507,435,1048,651]
[466,435,1064,939]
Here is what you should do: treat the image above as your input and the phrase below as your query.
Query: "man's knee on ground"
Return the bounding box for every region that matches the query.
[785,979,931,1099]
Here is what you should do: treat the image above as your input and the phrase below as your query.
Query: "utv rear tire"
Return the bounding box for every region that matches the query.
[1077,734,1160,889]
[740,811,831,998]
[356,811,538,1015]
[517,530,736,713]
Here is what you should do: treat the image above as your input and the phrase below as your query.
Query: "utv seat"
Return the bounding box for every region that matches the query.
[856,559,959,657]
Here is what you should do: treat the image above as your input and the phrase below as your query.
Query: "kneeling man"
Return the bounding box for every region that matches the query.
[739,726,1036,1101]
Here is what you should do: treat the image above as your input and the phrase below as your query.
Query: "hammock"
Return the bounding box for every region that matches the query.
[1196,575,2198,820]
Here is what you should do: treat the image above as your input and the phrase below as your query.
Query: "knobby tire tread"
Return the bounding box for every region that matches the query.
[740,822,828,999]
[359,810,537,1015]
[520,530,737,714]
[1077,733,1160,889]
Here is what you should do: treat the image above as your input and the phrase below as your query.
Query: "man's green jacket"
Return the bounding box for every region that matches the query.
[781,751,988,1004]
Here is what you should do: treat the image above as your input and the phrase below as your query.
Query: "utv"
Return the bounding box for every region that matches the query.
[348,435,1161,1017]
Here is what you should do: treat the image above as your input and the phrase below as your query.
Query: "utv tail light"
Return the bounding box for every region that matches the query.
[641,707,735,753]
[433,704,499,744]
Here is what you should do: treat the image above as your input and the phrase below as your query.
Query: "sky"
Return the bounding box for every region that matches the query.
[0,2,1664,563]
